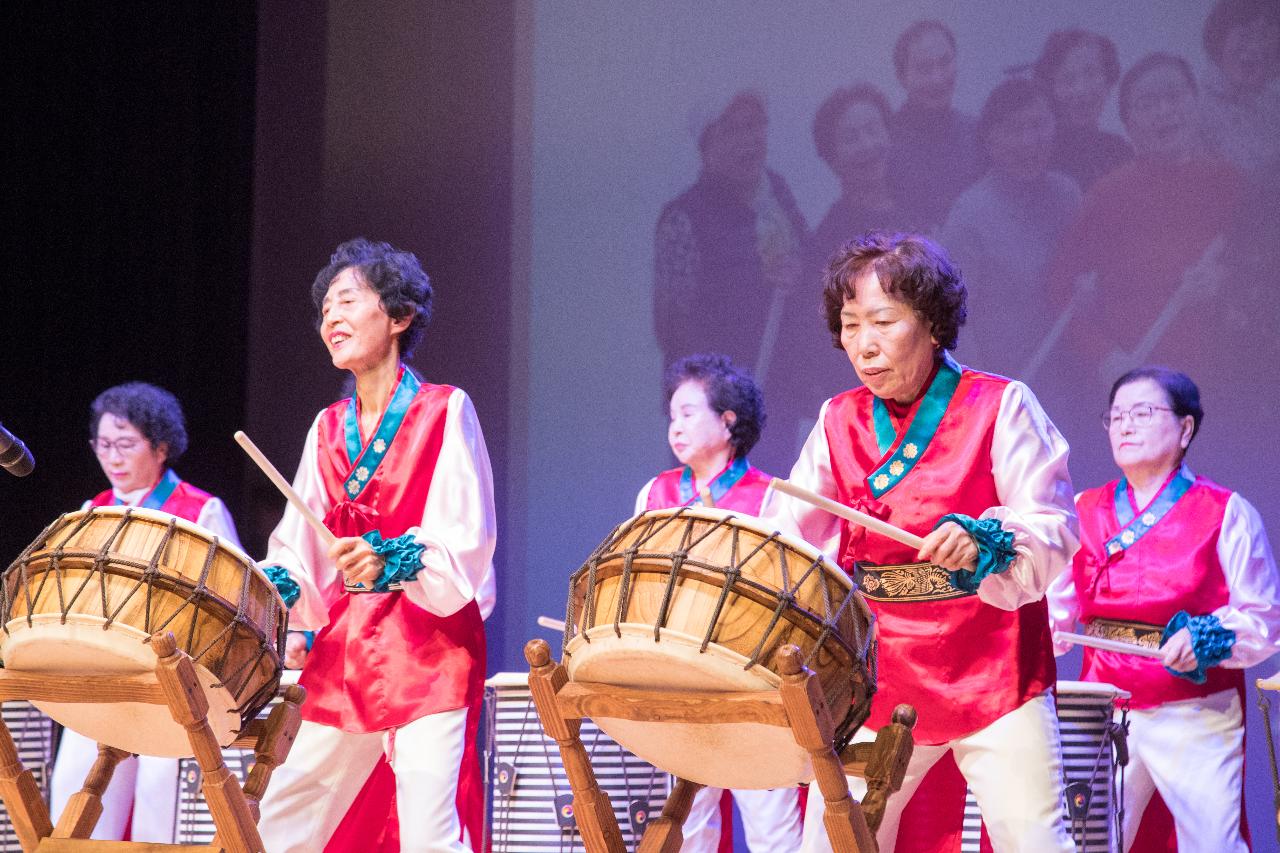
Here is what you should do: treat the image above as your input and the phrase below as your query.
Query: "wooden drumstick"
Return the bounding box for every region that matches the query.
[537,615,567,632]
[770,478,926,550]
[1053,630,1165,660]
[234,430,337,548]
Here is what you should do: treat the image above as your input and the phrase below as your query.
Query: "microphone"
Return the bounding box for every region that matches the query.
[0,423,34,477]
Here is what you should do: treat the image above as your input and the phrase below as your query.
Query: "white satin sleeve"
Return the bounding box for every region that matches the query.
[635,479,656,516]
[260,413,341,632]
[1213,492,1280,669]
[398,388,497,620]
[975,381,1080,611]
[1045,491,1087,654]
[760,399,843,561]
[197,498,243,551]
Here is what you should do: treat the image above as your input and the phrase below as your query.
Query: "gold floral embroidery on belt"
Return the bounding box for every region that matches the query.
[1085,618,1163,649]
[855,561,972,602]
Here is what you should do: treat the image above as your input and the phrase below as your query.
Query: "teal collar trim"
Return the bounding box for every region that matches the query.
[342,368,421,501]
[1106,464,1195,556]
[117,468,181,511]
[866,353,961,499]
[679,456,749,506]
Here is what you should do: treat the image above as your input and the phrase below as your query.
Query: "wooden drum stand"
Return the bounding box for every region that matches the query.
[0,631,304,853]
[524,639,915,853]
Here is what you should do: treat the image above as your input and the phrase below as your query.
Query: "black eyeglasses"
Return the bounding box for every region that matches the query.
[1101,404,1175,430]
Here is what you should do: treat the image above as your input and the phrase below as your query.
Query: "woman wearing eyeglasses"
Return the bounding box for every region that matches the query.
[49,381,241,843]
[1048,367,1280,851]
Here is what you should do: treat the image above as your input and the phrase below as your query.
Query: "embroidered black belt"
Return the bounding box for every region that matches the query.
[1084,617,1163,649]
[854,561,973,603]
[344,581,403,594]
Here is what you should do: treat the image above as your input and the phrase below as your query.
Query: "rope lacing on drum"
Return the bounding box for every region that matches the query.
[211,539,281,719]
[652,511,703,642]
[699,525,742,653]
[105,514,177,631]
[94,511,134,624]
[2,512,67,633]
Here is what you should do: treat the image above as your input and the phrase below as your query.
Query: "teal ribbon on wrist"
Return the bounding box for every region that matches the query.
[361,530,426,592]
[1161,610,1235,684]
[263,565,300,608]
[935,513,1017,593]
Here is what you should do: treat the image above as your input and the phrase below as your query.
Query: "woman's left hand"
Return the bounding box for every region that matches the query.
[1160,626,1199,672]
[917,521,979,572]
[329,536,385,587]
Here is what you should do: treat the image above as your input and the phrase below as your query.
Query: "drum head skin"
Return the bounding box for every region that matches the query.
[566,625,817,788]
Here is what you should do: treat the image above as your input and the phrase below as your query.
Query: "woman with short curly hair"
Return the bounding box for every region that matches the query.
[50,381,240,844]
[777,231,1078,852]
[257,238,496,852]
[635,351,802,852]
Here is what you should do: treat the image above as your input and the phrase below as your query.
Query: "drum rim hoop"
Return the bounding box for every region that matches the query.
[22,506,286,610]
[52,506,261,574]
[612,507,853,591]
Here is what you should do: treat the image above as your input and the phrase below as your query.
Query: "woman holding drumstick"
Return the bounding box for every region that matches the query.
[1048,367,1280,851]
[768,231,1079,852]
[255,238,496,852]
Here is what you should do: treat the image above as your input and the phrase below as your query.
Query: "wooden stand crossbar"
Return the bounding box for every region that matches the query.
[0,631,305,853]
[524,639,915,853]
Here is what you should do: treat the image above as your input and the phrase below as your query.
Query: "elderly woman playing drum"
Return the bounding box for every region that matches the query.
[256,238,496,852]
[768,231,1079,852]
[49,381,241,844]
[635,352,802,853]
[1049,367,1280,851]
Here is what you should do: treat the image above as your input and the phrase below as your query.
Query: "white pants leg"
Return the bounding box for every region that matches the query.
[129,756,179,843]
[734,787,802,852]
[50,729,137,840]
[390,707,471,853]
[799,734,950,853]
[952,693,1073,853]
[680,786,723,852]
[800,694,1072,853]
[257,720,385,853]
[1120,689,1247,853]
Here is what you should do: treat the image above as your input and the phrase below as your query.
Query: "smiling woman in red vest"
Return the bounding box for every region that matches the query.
[256,238,496,852]
[769,231,1079,853]
[50,381,241,844]
[1050,367,1280,851]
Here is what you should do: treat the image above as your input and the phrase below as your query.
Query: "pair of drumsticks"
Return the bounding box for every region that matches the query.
[234,431,1153,660]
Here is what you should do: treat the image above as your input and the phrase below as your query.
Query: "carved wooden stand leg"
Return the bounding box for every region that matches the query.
[525,639,626,853]
[777,646,876,852]
[635,777,702,853]
[523,639,916,853]
[51,744,131,840]
[0,711,54,851]
[0,630,306,853]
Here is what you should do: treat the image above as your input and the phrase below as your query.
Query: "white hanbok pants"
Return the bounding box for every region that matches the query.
[800,692,1074,853]
[50,728,178,843]
[680,784,802,852]
[1120,688,1246,853]
[258,706,470,853]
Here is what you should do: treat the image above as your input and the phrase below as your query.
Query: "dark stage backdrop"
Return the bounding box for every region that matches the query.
[3,5,257,573]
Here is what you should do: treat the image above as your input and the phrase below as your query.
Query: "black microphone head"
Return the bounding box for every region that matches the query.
[0,424,34,477]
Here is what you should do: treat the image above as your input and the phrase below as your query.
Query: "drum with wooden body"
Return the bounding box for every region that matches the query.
[564,506,876,790]
[0,506,286,757]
